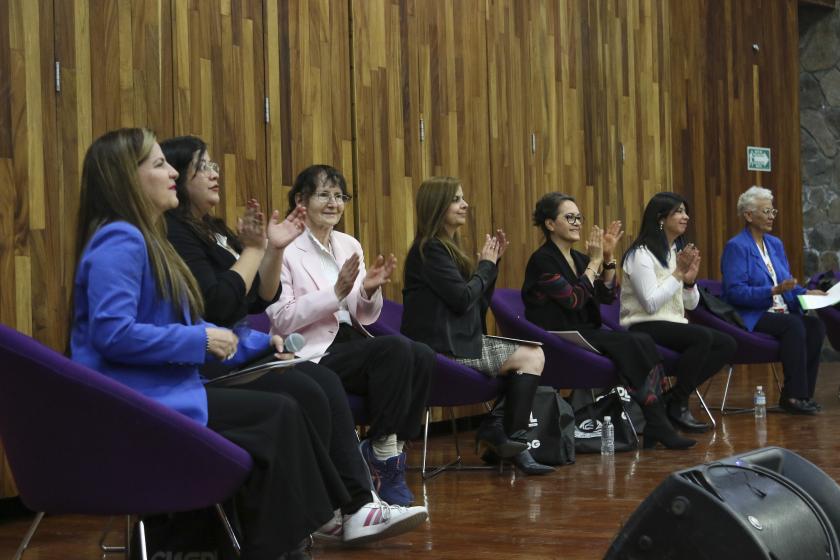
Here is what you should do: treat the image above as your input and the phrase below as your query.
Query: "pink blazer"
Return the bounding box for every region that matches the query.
[265,230,383,361]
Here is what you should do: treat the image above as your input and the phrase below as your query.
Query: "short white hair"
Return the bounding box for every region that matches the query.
[737,186,773,216]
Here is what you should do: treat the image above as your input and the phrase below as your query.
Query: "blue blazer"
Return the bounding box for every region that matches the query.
[720,227,805,331]
[71,221,270,425]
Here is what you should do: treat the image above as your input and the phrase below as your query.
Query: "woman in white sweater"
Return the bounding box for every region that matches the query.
[620,192,736,433]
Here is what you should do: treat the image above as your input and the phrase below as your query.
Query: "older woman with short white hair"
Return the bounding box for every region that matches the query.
[721,186,826,414]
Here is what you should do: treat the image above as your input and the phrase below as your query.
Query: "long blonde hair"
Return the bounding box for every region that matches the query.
[75,128,204,319]
[415,176,474,279]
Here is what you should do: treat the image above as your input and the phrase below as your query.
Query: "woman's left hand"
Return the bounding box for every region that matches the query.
[267,206,306,250]
[493,229,510,259]
[362,253,397,296]
[684,247,701,284]
[602,220,624,260]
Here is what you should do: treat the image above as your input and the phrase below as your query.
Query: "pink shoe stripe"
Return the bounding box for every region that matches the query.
[363,508,377,526]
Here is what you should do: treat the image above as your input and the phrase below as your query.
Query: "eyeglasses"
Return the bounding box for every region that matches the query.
[755,208,779,218]
[563,213,584,225]
[313,191,353,204]
[196,160,220,175]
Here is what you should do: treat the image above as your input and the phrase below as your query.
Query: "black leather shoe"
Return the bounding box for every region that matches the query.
[666,400,710,433]
[512,449,555,475]
[779,396,818,415]
[806,398,822,411]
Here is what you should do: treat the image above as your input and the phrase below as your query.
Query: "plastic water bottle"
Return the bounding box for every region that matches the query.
[754,385,767,419]
[601,415,615,456]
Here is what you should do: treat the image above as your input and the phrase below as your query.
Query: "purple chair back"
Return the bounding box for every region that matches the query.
[0,323,252,516]
[247,311,271,334]
[490,289,621,389]
[368,300,502,406]
[808,271,840,352]
[688,279,780,363]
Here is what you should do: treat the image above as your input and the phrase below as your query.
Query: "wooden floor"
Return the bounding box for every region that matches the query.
[3,363,840,559]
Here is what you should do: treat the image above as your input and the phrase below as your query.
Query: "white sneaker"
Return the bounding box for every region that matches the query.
[341,495,428,545]
[313,509,343,542]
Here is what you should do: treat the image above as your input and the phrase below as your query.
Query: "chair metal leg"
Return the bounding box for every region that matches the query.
[695,388,716,427]
[719,363,781,415]
[771,363,783,393]
[13,511,44,560]
[136,519,148,560]
[98,515,131,555]
[214,503,242,556]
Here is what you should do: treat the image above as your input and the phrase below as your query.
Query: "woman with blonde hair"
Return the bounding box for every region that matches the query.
[401,176,552,475]
[70,128,351,559]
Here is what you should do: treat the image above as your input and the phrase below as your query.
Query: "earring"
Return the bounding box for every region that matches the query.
[659,222,663,231]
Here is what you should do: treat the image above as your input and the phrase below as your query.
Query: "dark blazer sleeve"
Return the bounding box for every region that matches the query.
[524,248,595,310]
[166,217,249,326]
[419,240,497,315]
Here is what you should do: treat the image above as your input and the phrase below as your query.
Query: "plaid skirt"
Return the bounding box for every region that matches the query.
[450,335,518,377]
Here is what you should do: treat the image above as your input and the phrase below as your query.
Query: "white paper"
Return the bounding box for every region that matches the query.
[204,353,328,387]
[485,334,543,346]
[548,331,602,354]
[797,282,840,310]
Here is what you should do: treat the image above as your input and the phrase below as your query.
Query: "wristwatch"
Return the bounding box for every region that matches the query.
[603,260,617,270]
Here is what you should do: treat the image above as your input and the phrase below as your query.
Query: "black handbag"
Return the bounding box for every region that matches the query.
[697,286,747,329]
[521,386,576,466]
[570,388,640,453]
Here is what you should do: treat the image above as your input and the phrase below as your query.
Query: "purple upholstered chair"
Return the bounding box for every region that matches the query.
[0,323,251,559]
[808,271,840,352]
[686,279,782,414]
[248,312,369,424]
[599,294,715,426]
[367,299,503,479]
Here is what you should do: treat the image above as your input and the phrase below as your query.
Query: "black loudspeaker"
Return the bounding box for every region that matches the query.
[605,447,840,559]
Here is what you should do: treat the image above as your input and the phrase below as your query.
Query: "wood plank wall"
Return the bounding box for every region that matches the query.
[0,0,804,497]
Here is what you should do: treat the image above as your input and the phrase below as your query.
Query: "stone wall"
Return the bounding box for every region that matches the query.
[801,1,840,278]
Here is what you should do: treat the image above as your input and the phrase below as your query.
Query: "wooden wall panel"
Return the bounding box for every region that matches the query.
[488,0,673,289]
[173,0,267,227]
[668,0,802,279]
[351,0,424,301]
[415,0,493,271]
[265,0,355,231]
[0,0,58,499]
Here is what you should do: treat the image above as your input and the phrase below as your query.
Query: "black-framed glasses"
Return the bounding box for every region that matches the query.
[196,160,220,175]
[313,191,352,204]
[563,213,584,225]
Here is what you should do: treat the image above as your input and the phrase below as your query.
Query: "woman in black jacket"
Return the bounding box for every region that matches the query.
[161,136,428,545]
[522,192,694,449]
[401,176,552,474]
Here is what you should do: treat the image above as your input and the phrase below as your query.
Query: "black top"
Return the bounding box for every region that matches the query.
[166,214,278,328]
[401,238,497,359]
[521,241,614,331]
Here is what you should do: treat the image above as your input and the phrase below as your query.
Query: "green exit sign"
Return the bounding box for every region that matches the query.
[747,146,771,172]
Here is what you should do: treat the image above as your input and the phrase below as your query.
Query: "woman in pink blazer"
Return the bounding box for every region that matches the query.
[266,165,433,507]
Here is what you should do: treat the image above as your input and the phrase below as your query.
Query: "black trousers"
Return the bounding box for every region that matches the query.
[239,361,372,514]
[629,321,737,402]
[320,325,434,441]
[205,387,348,560]
[753,312,825,398]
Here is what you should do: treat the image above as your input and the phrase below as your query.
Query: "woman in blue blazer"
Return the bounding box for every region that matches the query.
[721,186,826,414]
[70,128,350,559]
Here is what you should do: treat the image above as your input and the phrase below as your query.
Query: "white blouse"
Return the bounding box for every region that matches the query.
[619,245,699,327]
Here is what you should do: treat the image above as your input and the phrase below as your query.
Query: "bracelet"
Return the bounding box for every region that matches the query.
[585,266,598,275]
[205,334,211,352]
[603,260,617,270]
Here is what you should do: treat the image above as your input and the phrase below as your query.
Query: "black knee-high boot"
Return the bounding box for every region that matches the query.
[475,372,540,459]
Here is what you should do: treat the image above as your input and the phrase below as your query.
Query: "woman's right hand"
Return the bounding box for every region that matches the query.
[238,199,267,250]
[478,234,501,264]
[334,253,360,300]
[773,278,798,295]
[205,327,239,360]
[585,225,604,266]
